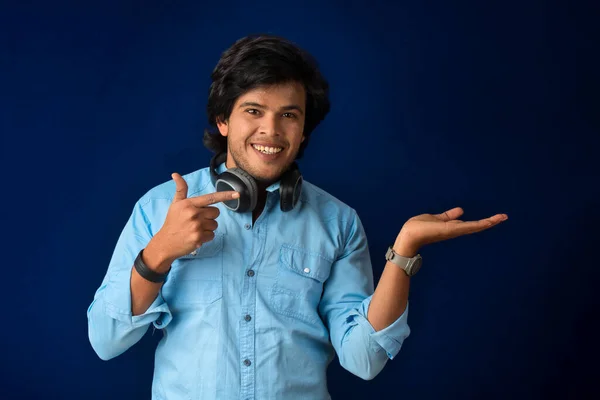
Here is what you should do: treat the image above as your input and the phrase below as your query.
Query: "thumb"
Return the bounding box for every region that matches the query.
[171,173,188,202]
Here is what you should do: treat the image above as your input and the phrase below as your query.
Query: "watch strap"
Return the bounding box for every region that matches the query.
[385,246,422,276]
[134,248,169,283]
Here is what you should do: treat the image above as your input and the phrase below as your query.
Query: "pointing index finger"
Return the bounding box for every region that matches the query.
[189,191,240,207]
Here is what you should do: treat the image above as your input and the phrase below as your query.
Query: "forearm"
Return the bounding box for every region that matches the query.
[88,240,174,360]
[367,240,417,331]
[131,238,173,316]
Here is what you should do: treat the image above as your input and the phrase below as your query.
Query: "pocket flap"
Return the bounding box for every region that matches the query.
[179,234,224,259]
[279,245,332,283]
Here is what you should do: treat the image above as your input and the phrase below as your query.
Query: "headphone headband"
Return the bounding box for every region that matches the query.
[209,151,228,187]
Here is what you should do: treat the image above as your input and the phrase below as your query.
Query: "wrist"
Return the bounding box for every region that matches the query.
[143,238,174,274]
[393,237,419,258]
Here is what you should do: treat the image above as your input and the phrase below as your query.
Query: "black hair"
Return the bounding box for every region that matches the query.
[203,34,330,160]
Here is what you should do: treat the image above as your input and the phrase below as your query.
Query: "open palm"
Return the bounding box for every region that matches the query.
[399,207,508,249]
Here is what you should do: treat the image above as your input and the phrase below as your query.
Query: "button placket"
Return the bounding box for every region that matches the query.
[239,211,270,400]
[240,251,260,399]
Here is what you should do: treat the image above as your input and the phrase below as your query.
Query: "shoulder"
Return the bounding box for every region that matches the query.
[298,179,360,225]
[294,180,368,260]
[130,167,213,232]
[137,166,213,206]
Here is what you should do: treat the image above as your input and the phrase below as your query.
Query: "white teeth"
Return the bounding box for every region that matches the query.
[252,144,283,154]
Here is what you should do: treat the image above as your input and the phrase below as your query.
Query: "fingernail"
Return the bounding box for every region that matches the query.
[232,192,240,199]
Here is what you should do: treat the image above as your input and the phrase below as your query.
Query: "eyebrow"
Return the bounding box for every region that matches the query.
[238,101,304,115]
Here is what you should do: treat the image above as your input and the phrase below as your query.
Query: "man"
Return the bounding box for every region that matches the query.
[87,34,508,399]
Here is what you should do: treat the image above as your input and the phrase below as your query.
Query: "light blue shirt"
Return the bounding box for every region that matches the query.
[87,162,411,400]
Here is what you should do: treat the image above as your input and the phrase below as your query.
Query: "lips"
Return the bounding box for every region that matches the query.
[251,144,284,154]
[250,144,284,161]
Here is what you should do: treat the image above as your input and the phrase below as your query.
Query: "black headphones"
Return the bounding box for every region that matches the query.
[209,151,303,213]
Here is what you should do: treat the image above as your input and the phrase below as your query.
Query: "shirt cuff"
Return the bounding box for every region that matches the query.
[103,268,172,330]
[353,295,411,360]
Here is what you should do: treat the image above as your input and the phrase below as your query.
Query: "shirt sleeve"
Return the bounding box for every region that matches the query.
[318,211,411,380]
[86,199,172,361]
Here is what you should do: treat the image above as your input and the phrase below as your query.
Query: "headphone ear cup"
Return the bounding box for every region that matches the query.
[279,164,303,212]
[215,168,258,212]
[231,168,258,211]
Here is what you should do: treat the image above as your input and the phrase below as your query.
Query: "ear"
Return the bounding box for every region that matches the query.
[216,116,228,136]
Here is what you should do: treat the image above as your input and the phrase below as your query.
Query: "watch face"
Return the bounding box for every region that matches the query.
[409,257,423,275]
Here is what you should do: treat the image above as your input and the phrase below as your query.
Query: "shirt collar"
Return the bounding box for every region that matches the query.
[216,162,281,193]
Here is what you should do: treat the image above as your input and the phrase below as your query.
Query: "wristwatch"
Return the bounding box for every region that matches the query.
[385,246,423,276]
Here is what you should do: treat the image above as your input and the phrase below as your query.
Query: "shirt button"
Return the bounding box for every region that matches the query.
[303,267,310,274]
[247,270,255,277]
[244,359,251,366]
[191,250,197,256]
[244,223,251,230]
[155,319,162,326]
[244,314,251,322]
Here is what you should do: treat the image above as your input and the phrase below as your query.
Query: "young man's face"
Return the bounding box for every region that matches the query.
[217,81,306,185]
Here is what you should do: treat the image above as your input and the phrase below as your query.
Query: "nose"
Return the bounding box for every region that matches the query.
[259,114,281,136]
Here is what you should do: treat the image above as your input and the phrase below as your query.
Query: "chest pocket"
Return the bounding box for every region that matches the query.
[270,244,332,325]
[161,234,224,309]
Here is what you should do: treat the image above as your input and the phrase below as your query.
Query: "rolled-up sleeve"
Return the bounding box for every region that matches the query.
[87,199,172,361]
[319,211,410,380]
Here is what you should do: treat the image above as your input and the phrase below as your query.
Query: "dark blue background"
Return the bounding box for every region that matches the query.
[2,0,598,399]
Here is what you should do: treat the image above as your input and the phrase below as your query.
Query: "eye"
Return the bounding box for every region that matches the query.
[283,112,296,119]
[246,109,260,115]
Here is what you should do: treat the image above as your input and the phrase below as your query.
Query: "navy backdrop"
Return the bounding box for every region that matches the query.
[2,0,598,399]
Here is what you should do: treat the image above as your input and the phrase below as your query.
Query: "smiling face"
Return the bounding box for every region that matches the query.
[216,81,306,185]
